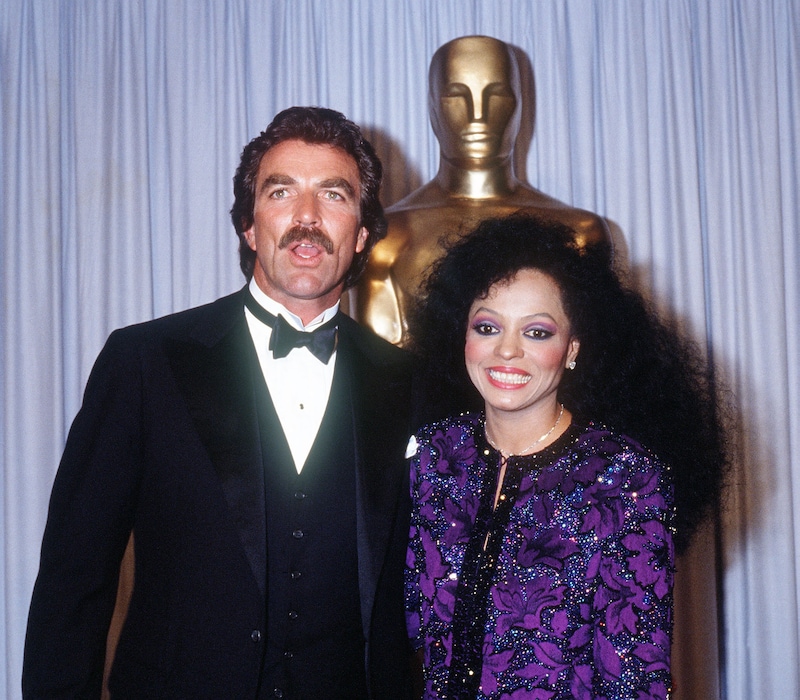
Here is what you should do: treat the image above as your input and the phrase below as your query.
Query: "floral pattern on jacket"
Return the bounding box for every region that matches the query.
[405,414,674,700]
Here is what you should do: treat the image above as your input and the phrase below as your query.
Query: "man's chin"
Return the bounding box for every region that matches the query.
[284,276,345,303]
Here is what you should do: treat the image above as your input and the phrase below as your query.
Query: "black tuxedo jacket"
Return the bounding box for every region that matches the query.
[23,289,415,699]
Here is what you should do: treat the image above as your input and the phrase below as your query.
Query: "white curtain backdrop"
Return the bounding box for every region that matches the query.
[2,1,798,698]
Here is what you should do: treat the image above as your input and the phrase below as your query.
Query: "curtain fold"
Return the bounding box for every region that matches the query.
[2,2,798,697]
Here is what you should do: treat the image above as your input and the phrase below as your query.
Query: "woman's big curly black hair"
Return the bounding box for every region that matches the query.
[409,213,729,553]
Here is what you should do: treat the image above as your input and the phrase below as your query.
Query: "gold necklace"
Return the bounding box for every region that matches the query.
[485,404,564,458]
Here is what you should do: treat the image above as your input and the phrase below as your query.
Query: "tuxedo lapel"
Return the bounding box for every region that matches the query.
[161,297,411,614]
[163,291,267,595]
[336,316,413,636]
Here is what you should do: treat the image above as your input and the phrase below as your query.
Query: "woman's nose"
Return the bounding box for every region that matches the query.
[494,332,522,359]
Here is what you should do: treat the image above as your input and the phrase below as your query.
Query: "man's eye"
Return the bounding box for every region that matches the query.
[323,191,344,201]
[270,188,288,199]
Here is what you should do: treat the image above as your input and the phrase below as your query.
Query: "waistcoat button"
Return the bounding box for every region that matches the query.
[250,629,262,642]
[288,610,299,620]
[292,529,304,539]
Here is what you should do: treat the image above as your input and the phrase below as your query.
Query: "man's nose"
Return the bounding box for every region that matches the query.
[294,192,320,226]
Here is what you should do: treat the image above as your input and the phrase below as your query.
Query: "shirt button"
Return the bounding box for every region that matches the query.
[292,529,304,539]
[290,570,302,580]
[294,491,306,500]
[250,629,262,642]
[288,610,299,620]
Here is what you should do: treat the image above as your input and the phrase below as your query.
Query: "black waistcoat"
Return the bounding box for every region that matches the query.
[255,360,367,700]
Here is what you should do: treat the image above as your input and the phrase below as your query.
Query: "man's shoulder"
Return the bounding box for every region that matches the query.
[109,289,244,345]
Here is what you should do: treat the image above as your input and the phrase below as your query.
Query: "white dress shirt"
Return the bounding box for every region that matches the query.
[244,279,338,473]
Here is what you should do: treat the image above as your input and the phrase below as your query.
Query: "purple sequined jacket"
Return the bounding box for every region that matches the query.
[405,414,674,700]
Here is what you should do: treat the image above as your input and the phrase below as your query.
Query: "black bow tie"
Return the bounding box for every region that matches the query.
[244,288,339,364]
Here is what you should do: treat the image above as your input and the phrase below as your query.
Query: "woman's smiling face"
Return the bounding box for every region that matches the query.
[465,268,580,420]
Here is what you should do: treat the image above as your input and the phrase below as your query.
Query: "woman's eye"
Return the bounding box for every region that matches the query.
[472,322,498,336]
[524,328,554,340]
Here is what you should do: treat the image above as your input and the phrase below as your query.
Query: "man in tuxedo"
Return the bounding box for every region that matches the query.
[23,107,415,699]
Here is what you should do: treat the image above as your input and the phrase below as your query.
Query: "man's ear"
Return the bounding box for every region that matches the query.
[244,225,257,251]
[355,226,369,253]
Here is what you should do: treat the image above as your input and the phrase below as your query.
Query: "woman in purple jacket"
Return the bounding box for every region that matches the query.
[405,214,728,699]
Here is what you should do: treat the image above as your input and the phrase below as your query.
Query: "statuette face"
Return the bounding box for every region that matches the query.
[429,36,520,168]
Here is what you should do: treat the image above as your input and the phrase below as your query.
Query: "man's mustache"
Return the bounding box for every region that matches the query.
[278,226,334,254]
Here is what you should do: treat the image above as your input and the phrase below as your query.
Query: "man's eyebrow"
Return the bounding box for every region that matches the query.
[319,178,356,197]
[259,174,295,193]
